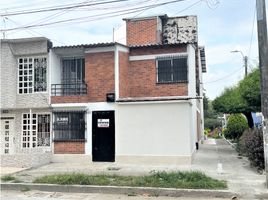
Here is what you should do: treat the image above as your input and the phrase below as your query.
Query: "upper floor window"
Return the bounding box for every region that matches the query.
[156,56,188,83]
[62,58,85,84]
[18,57,47,94]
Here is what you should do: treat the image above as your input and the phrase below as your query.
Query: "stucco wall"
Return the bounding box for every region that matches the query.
[0,39,50,109]
[1,109,52,155]
[116,102,192,156]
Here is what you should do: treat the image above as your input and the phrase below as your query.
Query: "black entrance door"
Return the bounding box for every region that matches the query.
[92,111,115,162]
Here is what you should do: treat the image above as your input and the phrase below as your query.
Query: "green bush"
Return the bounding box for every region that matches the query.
[224,114,248,140]
[244,129,264,170]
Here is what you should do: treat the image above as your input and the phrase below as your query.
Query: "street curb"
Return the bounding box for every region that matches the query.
[1,183,237,198]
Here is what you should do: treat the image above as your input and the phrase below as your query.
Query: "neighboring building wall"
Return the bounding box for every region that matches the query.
[0,38,51,109]
[126,18,158,46]
[1,109,52,154]
[116,102,193,165]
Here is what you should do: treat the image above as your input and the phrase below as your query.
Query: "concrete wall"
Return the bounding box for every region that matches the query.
[1,109,52,154]
[116,102,193,164]
[0,38,50,109]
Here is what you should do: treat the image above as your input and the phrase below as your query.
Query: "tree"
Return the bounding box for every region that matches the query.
[212,69,261,128]
[203,93,221,130]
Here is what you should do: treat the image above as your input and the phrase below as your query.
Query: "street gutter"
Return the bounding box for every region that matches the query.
[1,183,237,198]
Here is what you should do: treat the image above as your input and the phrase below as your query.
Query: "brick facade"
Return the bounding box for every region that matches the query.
[118,45,188,98]
[51,96,88,104]
[126,18,158,46]
[54,141,85,154]
[119,51,129,98]
[86,51,115,102]
[127,60,188,98]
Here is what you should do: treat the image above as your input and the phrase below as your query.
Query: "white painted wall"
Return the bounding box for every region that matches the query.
[50,50,61,86]
[116,102,192,156]
[187,44,196,97]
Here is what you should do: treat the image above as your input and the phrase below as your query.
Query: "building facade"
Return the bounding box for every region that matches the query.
[0,14,206,167]
[0,38,52,167]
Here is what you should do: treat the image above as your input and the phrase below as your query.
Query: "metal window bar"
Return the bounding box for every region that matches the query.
[51,82,87,96]
[156,55,188,83]
[53,112,85,141]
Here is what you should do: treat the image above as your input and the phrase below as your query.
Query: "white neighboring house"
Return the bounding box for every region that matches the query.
[0,38,52,167]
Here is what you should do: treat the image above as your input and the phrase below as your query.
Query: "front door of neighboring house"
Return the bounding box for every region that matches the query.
[92,111,115,162]
[1,117,15,154]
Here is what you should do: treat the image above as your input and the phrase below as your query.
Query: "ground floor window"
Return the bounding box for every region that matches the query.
[53,111,85,141]
[22,113,50,148]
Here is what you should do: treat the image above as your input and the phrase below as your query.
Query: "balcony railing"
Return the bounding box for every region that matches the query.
[51,83,87,96]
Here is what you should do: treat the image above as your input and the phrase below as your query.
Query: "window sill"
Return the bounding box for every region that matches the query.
[53,139,86,142]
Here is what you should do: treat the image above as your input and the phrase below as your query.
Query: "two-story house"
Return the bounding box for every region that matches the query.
[0,38,52,167]
[1,14,206,167]
[50,15,206,165]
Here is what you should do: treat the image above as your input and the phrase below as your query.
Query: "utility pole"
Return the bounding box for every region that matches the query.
[244,56,248,77]
[256,0,268,187]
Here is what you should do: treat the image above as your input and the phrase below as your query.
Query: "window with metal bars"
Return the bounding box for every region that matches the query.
[156,56,188,83]
[18,57,47,94]
[22,113,50,148]
[53,112,85,141]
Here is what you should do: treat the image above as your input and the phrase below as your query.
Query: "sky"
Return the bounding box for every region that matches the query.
[0,0,267,100]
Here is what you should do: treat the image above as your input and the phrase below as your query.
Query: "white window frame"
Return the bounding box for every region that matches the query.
[17,56,48,94]
[21,112,51,149]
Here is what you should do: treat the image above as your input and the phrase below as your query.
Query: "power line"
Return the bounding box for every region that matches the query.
[203,67,244,84]
[0,0,188,32]
[0,0,131,17]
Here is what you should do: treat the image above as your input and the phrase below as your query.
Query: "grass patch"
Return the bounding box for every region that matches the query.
[33,171,227,189]
[1,175,16,182]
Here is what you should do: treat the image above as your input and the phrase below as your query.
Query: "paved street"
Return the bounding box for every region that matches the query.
[1,139,267,199]
[0,190,231,200]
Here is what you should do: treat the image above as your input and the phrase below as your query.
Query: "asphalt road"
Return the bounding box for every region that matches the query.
[1,190,232,200]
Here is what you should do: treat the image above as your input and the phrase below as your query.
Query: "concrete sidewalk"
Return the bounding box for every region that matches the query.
[2,139,267,199]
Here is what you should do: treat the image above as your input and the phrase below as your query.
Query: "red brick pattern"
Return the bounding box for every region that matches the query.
[130,45,187,56]
[119,51,129,98]
[51,96,88,104]
[54,141,85,154]
[127,60,188,98]
[126,18,158,46]
[86,51,115,102]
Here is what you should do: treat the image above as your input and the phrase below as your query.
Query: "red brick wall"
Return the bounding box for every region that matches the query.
[86,51,115,102]
[126,18,158,46]
[130,45,187,56]
[119,51,129,98]
[51,96,88,104]
[128,60,188,98]
[118,45,188,98]
[54,141,85,154]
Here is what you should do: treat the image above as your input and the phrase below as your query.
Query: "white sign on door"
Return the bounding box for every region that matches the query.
[97,119,110,128]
